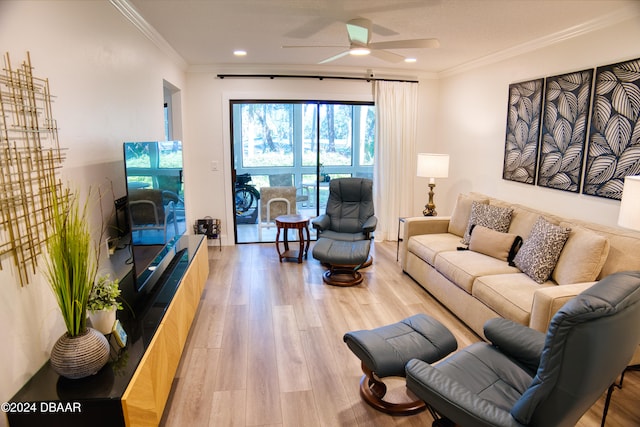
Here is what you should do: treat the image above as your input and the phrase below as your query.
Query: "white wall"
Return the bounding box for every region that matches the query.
[433,17,640,225]
[0,1,185,417]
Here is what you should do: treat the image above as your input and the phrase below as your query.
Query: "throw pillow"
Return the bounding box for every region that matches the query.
[514,216,571,284]
[461,201,514,245]
[552,223,610,285]
[468,225,523,264]
[448,194,490,237]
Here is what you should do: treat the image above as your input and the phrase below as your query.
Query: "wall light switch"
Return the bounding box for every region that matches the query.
[211,161,219,171]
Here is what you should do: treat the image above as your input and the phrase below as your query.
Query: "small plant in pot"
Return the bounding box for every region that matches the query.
[45,184,110,379]
[88,274,123,335]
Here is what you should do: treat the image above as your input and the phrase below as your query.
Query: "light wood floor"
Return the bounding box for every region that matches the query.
[161,241,640,427]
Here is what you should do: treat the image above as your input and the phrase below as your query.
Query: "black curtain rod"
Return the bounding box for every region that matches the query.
[216,74,419,83]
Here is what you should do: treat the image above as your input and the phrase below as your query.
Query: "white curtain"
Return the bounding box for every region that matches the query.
[373,80,419,242]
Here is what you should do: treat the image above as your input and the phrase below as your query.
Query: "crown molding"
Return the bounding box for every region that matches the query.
[109,0,188,71]
[439,5,640,79]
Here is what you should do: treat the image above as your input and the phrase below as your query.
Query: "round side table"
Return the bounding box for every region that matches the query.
[275,214,310,263]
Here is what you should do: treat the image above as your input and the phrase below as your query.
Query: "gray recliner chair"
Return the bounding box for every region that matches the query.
[311,177,377,241]
[405,271,640,427]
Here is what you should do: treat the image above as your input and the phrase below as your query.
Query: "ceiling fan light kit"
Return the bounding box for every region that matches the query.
[349,47,371,56]
[283,17,439,64]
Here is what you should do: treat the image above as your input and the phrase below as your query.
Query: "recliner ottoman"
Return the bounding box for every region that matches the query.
[312,237,371,286]
[343,313,457,415]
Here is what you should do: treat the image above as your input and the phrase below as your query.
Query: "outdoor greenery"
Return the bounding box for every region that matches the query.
[124,141,184,195]
[44,185,97,337]
[124,141,183,168]
[238,102,375,169]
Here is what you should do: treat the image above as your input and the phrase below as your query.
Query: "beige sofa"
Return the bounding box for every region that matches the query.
[401,192,640,364]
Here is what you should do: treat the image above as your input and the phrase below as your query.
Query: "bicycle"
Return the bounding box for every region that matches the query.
[235,173,260,216]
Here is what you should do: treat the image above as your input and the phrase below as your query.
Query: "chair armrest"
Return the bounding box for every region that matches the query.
[406,359,524,427]
[311,214,330,231]
[362,216,377,236]
[483,318,544,374]
[529,282,596,332]
[400,216,451,267]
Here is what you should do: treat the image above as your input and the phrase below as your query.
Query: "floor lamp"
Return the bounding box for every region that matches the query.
[417,153,449,216]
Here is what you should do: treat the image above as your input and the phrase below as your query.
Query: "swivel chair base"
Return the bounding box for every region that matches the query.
[359,362,426,416]
[323,265,364,287]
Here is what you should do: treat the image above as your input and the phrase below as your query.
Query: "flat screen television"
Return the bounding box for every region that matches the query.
[111,195,186,311]
[122,140,186,296]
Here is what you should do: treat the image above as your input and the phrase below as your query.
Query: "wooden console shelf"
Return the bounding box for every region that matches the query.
[121,235,209,426]
[8,235,209,427]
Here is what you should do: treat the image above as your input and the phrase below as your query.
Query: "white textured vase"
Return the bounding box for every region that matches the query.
[88,308,117,335]
[50,328,110,379]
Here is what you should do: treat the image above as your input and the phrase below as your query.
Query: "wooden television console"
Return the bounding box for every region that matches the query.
[8,235,209,427]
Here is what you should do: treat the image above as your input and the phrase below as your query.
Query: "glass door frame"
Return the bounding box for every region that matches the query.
[229,100,375,244]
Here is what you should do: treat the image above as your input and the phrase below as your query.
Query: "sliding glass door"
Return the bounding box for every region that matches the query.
[231,101,374,243]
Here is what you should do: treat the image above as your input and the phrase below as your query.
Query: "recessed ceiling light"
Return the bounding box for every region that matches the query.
[233,50,247,56]
[404,57,417,63]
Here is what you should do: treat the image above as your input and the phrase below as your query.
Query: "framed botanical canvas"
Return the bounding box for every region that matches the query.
[502,78,544,184]
[583,57,640,200]
[537,69,593,192]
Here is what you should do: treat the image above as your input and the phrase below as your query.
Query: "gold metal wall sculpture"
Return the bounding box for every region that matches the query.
[0,52,65,286]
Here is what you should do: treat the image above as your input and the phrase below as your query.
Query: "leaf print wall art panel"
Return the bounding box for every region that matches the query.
[537,69,593,192]
[503,78,544,184]
[583,57,640,200]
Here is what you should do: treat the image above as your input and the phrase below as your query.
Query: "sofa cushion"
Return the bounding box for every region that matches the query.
[448,193,490,237]
[473,273,556,326]
[552,223,610,285]
[514,216,571,284]
[468,225,523,264]
[435,250,521,294]
[407,233,462,267]
[462,202,514,245]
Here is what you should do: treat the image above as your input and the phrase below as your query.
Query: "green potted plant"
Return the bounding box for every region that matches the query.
[44,184,110,379]
[88,274,123,334]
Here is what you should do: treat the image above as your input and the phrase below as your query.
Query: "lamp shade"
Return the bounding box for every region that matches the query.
[417,153,450,178]
[618,175,640,231]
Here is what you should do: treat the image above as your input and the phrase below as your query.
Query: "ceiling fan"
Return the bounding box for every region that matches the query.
[282,18,440,64]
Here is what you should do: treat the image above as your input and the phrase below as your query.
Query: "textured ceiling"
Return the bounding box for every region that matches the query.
[125,0,640,75]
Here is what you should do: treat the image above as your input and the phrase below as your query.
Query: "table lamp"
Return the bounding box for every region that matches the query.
[618,175,640,231]
[417,153,450,216]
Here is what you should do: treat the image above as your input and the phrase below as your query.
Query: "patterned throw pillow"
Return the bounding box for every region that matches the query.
[461,201,513,245]
[514,216,571,284]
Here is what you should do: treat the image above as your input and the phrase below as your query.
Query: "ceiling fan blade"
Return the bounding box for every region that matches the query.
[346,18,371,45]
[282,45,349,49]
[370,49,405,63]
[371,23,399,37]
[368,38,440,49]
[318,50,351,64]
[284,17,335,39]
